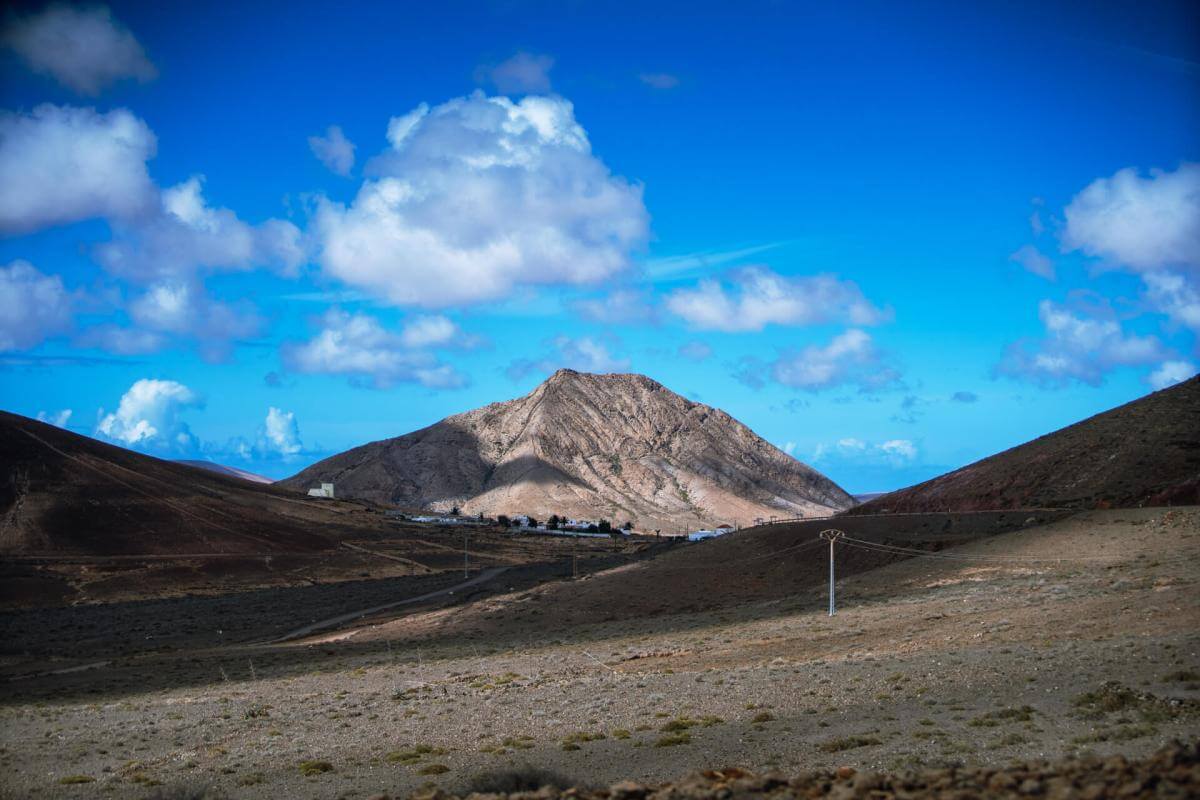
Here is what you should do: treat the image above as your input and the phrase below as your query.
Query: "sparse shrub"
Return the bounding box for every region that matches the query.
[819,735,882,753]
[1163,670,1200,683]
[751,711,774,724]
[418,764,450,775]
[298,760,333,776]
[468,767,577,793]
[561,732,605,747]
[612,729,631,739]
[58,775,95,785]
[968,706,1036,727]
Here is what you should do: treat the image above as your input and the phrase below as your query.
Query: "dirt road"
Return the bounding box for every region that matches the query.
[261,565,508,644]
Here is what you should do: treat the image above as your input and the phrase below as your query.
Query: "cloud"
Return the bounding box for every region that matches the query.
[75,324,166,355]
[506,334,630,380]
[996,299,1164,387]
[0,260,73,351]
[0,104,157,235]
[1062,163,1200,273]
[1010,244,1055,280]
[398,314,485,349]
[678,340,713,361]
[96,175,303,282]
[766,329,901,392]
[643,241,787,281]
[2,4,156,95]
[36,409,72,428]
[283,308,469,389]
[951,390,978,403]
[812,437,918,467]
[476,51,554,94]
[127,280,262,360]
[1148,360,1197,390]
[639,72,680,89]
[1029,210,1044,236]
[312,91,649,307]
[571,289,658,324]
[1142,271,1200,333]
[258,407,302,457]
[665,267,889,332]
[308,125,355,176]
[96,378,202,453]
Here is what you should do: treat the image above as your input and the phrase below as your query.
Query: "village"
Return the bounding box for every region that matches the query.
[307,481,741,541]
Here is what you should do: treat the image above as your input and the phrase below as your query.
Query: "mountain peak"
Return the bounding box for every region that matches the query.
[282,373,853,528]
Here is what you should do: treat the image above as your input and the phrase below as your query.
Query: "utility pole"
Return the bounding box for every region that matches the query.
[820,529,844,616]
[463,529,469,578]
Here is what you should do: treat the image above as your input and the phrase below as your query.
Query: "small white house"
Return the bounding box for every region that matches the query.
[688,527,731,542]
[307,482,335,498]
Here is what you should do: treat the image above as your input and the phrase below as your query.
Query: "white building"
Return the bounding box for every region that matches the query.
[307,482,335,498]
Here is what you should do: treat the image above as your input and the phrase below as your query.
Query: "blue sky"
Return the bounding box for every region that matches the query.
[1,0,1197,492]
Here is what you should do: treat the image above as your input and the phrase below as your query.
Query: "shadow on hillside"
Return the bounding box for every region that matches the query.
[0,510,1075,705]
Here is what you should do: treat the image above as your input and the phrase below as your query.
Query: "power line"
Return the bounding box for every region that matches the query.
[836,535,1123,564]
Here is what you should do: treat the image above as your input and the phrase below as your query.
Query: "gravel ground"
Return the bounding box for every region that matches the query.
[0,508,1197,799]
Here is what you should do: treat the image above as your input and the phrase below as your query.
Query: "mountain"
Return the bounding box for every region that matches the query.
[175,460,274,484]
[0,410,368,556]
[853,376,1200,514]
[279,369,854,529]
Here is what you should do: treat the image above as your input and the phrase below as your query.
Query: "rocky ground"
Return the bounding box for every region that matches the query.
[0,508,1197,798]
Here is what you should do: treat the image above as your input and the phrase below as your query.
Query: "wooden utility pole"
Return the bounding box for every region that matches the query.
[463,529,469,578]
[820,529,845,616]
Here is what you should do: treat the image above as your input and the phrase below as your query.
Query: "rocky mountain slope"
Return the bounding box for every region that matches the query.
[0,410,370,556]
[853,375,1200,513]
[175,460,274,484]
[280,369,853,529]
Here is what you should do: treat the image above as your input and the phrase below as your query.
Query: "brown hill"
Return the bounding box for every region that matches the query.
[279,369,853,529]
[853,376,1200,514]
[0,410,369,556]
[175,459,274,484]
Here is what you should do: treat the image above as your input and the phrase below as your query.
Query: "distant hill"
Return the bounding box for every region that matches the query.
[852,376,1200,514]
[0,410,372,556]
[176,460,274,484]
[280,369,854,529]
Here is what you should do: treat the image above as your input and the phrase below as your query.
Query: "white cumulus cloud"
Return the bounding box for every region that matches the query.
[0,260,73,351]
[312,91,649,307]
[96,175,303,282]
[767,329,901,392]
[1148,360,1198,391]
[126,280,262,360]
[996,299,1164,387]
[1062,163,1200,273]
[2,4,156,95]
[0,104,157,235]
[1142,271,1200,333]
[812,437,918,467]
[36,409,72,428]
[308,125,355,176]
[96,378,202,453]
[665,267,889,332]
[283,308,468,389]
[257,407,302,457]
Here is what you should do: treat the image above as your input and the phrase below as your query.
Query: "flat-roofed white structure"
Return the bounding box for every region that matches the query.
[307,482,335,498]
